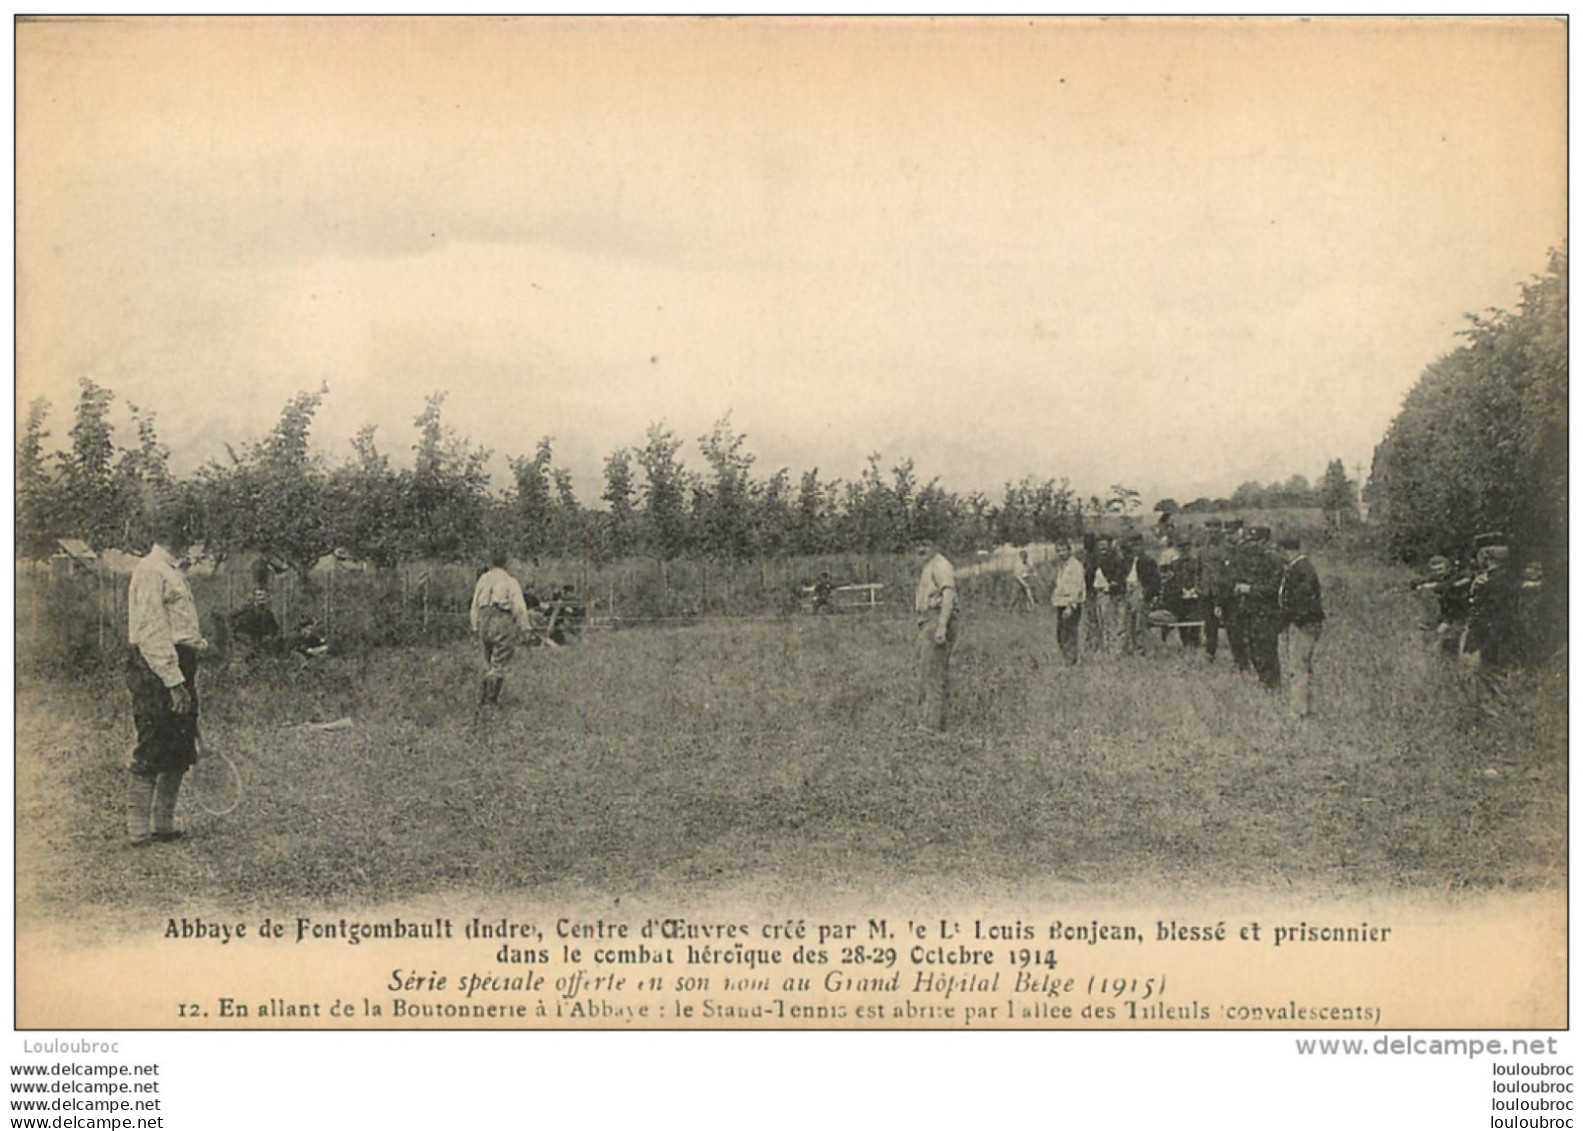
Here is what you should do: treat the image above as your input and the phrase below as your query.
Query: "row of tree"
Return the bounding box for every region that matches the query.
[1368,245,1567,566]
[17,388,1089,572]
[1155,463,1359,523]
[18,378,1363,575]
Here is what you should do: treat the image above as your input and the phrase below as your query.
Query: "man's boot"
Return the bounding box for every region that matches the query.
[127,773,155,846]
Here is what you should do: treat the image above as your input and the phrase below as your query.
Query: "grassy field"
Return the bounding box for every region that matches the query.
[15,552,1566,926]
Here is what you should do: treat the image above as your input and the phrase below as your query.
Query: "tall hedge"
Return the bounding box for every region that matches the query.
[1370,246,1567,567]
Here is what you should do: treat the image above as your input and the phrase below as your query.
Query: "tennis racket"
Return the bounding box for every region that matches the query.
[187,725,244,816]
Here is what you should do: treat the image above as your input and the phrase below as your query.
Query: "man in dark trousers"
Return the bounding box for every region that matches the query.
[1277,536,1324,718]
[1082,533,1108,654]
[125,507,208,846]
[1236,525,1285,690]
[1222,519,1257,673]
[1117,534,1162,657]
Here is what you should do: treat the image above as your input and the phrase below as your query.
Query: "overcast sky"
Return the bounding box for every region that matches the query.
[16,17,1566,508]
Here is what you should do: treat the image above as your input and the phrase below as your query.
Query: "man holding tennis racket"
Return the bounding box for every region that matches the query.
[125,507,209,846]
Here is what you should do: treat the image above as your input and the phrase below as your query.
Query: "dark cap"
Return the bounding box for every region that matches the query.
[1203,518,1224,529]
[1473,531,1509,551]
[1224,518,1245,532]
[1247,525,1272,542]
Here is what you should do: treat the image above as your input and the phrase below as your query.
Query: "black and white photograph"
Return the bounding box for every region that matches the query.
[12,15,1566,1074]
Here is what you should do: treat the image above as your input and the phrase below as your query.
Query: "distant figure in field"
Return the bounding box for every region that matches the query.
[913,536,959,734]
[1049,540,1086,664]
[1411,554,1472,660]
[229,589,282,654]
[1098,535,1130,653]
[1277,536,1324,719]
[1117,534,1162,657]
[469,549,532,706]
[813,570,836,614]
[1082,533,1107,654]
[1199,519,1227,661]
[544,584,585,645]
[125,507,209,847]
[1221,519,1256,673]
[1517,561,1559,668]
[1464,533,1521,719]
[1163,537,1204,650]
[1012,550,1038,611]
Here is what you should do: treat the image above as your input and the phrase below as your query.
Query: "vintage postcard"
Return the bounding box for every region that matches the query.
[14,16,1566,1032]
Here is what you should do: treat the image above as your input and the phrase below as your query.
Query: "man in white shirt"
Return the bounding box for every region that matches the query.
[913,537,959,733]
[470,549,533,705]
[125,508,208,846]
[1049,541,1086,664]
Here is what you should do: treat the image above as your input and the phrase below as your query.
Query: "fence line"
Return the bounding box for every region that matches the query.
[16,547,1045,670]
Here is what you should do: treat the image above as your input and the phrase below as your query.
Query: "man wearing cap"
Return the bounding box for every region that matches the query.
[913,536,959,733]
[125,507,209,846]
[1277,536,1324,718]
[1235,525,1284,689]
[470,548,533,706]
[1464,533,1520,718]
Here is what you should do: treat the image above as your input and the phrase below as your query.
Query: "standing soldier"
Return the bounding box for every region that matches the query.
[470,548,533,706]
[1049,540,1086,664]
[1236,525,1285,690]
[1222,519,1255,673]
[125,507,209,846]
[1277,536,1324,718]
[913,536,959,734]
[1464,533,1521,719]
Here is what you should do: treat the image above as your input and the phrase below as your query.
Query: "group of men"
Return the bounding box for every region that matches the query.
[913,519,1327,735]
[118,506,1541,844]
[1412,531,1558,718]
